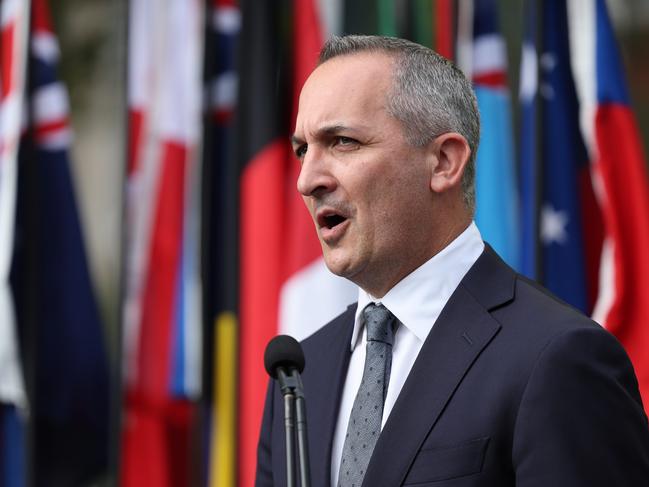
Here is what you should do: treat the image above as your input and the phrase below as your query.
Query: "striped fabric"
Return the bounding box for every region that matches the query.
[0,0,29,413]
[205,0,240,486]
[0,5,29,485]
[519,0,649,409]
[237,2,356,486]
[121,0,204,484]
[457,0,520,270]
[568,0,649,408]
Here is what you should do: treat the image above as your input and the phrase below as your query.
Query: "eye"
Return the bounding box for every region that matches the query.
[295,144,307,159]
[333,136,359,149]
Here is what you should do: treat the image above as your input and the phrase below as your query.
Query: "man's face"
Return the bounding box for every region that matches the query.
[293,53,437,295]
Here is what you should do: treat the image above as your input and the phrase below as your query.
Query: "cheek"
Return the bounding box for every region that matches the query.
[374,176,430,233]
[302,197,316,219]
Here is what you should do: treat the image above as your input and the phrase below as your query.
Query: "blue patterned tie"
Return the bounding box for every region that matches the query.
[337,303,395,487]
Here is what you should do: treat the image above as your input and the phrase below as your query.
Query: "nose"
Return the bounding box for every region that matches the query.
[296,146,337,198]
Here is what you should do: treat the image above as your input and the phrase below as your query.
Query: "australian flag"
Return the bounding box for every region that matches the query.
[10,0,110,484]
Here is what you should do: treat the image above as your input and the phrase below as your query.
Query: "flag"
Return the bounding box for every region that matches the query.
[1,1,30,484]
[520,0,603,309]
[0,0,29,411]
[342,0,437,44]
[458,0,520,269]
[406,0,433,48]
[567,0,649,407]
[537,0,599,314]
[435,0,454,58]
[0,404,26,486]
[121,0,204,485]
[521,0,649,407]
[8,0,110,483]
[343,0,378,34]
[202,0,240,486]
[519,0,539,279]
[0,0,30,407]
[237,2,356,486]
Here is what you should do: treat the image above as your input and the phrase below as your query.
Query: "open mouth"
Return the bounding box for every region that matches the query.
[323,214,346,229]
[317,209,348,230]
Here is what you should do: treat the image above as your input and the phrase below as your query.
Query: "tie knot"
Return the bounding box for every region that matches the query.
[363,303,395,345]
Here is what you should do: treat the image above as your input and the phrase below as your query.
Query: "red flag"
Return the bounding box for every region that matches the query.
[237,2,356,486]
[569,0,649,407]
[0,0,29,415]
[121,0,203,485]
[1,1,29,483]
[594,106,649,406]
[436,0,454,59]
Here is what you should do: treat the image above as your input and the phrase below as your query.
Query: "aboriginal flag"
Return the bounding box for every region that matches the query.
[236,1,357,486]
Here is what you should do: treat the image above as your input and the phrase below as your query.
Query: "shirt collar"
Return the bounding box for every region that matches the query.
[351,222,484,350]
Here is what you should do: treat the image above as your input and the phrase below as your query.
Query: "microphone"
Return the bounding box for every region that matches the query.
[264,335,305,391]
[264,335,311,487]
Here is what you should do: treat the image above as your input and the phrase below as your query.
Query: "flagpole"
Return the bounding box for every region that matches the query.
[113,0,130,482]
[200,1,216,485]
[534,0,544,283]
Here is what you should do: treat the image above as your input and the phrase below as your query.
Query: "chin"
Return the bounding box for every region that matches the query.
[322,258,348,278]
[322,251,352,278]
[323,251,365,283]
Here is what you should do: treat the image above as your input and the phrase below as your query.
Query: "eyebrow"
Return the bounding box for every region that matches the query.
[290,124,358,146]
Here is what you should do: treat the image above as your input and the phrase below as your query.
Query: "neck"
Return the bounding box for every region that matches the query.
[358,216,472,298]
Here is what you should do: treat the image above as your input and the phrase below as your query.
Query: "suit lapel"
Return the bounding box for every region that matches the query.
[304,304,356,487]
[362,246,515,486]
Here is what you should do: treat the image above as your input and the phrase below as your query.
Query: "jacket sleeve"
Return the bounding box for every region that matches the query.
[255,379,276,487]
[512,325,649,486]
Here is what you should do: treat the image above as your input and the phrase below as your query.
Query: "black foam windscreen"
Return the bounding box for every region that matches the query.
[264,335,305,378]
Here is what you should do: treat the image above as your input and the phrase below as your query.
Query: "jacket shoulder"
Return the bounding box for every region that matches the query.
[300,303,357,353]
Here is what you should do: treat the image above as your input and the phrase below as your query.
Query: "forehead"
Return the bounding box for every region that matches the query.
[296,53,395,132]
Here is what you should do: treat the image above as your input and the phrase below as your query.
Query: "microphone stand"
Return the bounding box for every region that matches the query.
[277,368,296,487]
[276,368,311,487]
[292,369,311,487]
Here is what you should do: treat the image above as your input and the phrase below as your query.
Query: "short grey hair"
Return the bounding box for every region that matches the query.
[319,35,480,214]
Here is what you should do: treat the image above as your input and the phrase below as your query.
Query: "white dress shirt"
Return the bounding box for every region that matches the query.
[330,222,484,487]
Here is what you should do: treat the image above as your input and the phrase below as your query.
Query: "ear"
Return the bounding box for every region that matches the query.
[428,132,471,194]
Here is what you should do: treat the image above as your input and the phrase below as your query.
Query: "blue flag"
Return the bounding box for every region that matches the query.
[0,405,26,487]
[465,0,520,269]
[519,0,539,280]
[538,0,591,312]
[10,2,110,483]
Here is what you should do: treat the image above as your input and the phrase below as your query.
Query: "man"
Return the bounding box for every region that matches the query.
[256,35,649,486]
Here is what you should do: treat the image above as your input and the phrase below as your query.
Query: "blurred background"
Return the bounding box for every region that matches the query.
[1,0,649,485]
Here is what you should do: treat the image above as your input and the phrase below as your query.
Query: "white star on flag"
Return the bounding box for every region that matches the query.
[541,203,569,244]
[539,52,557,100]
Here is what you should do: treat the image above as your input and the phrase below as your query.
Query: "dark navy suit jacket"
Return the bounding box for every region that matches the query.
[256,246,649,486]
